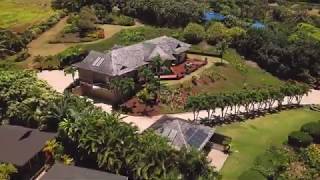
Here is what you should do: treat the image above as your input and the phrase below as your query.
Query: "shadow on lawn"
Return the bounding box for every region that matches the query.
[200,105,304,127]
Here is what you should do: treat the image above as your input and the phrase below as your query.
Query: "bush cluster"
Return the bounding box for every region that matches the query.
[288,121,320,147]
[182,22,246,45]
[288,131,313,148]
[301,122,320,143]
[108,14,135,26]
[183,23,205,44]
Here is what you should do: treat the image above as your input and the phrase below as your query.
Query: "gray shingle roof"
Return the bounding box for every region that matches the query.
[41,163,128,180]
[0,125,56,167]
[74,36,191,76]
[148,116,215,151]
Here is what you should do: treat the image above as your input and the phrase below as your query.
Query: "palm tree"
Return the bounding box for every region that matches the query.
[216,40,230,65]
[0,163,17,180]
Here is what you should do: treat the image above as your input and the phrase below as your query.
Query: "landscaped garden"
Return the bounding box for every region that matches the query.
[216,108,320,179]
[0,70,219,179]
[1,0,320,179]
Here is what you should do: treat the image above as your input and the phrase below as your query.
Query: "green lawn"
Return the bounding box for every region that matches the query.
[216,108,320,180]
[0,0,54,32]
[79,26,180,52]
[168,49,283,95]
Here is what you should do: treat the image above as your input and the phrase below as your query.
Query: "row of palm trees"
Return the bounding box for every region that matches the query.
[185,83,309,121]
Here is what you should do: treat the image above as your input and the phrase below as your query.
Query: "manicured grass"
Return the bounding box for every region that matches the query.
[169,49,283,95]
[0,0,54,32]
[216,108,320,180]
[79,26,181,52]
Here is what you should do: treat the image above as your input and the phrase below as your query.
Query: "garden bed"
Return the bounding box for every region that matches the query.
[120,97,160,116]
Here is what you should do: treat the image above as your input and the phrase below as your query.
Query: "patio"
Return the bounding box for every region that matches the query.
[159,59,207,80]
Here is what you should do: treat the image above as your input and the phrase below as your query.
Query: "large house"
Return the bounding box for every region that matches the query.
[73,36,191,102]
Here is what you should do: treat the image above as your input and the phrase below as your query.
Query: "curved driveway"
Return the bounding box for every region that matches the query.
[38,70,320,132]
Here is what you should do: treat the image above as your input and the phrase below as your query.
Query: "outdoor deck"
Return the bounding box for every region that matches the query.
[160,59,207,80]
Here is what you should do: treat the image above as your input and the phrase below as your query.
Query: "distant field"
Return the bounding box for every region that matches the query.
[0,0,54,32]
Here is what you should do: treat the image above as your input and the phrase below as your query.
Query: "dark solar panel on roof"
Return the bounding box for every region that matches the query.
[185,128,196,139]
[187,130,208,149]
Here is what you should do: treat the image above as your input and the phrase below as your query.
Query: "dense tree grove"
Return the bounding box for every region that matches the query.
[52,0,206,26]
[0,70,219,179]
[208,0,268,19]
[124,0,205,26]
[234,27,320,84]
[185,83,309,121]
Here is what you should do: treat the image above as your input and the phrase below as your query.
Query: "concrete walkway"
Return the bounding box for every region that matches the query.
[207,149,229,171]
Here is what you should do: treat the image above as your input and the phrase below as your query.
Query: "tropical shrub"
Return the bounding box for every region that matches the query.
[301,122,320,143]
[303,144,320,170]
[227,26,246,43]
[33,55,61,70]
[289,23,320,42]
[118,29,145,45]
[183,23,205,44]
[206,22,229,45]
[77,7,98,34]
[0,163,17,180]
[112,15,135,26]
[288,131,313,148]
[57,46,88,67]
[0,29,25,58]
[0,71,59,130]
